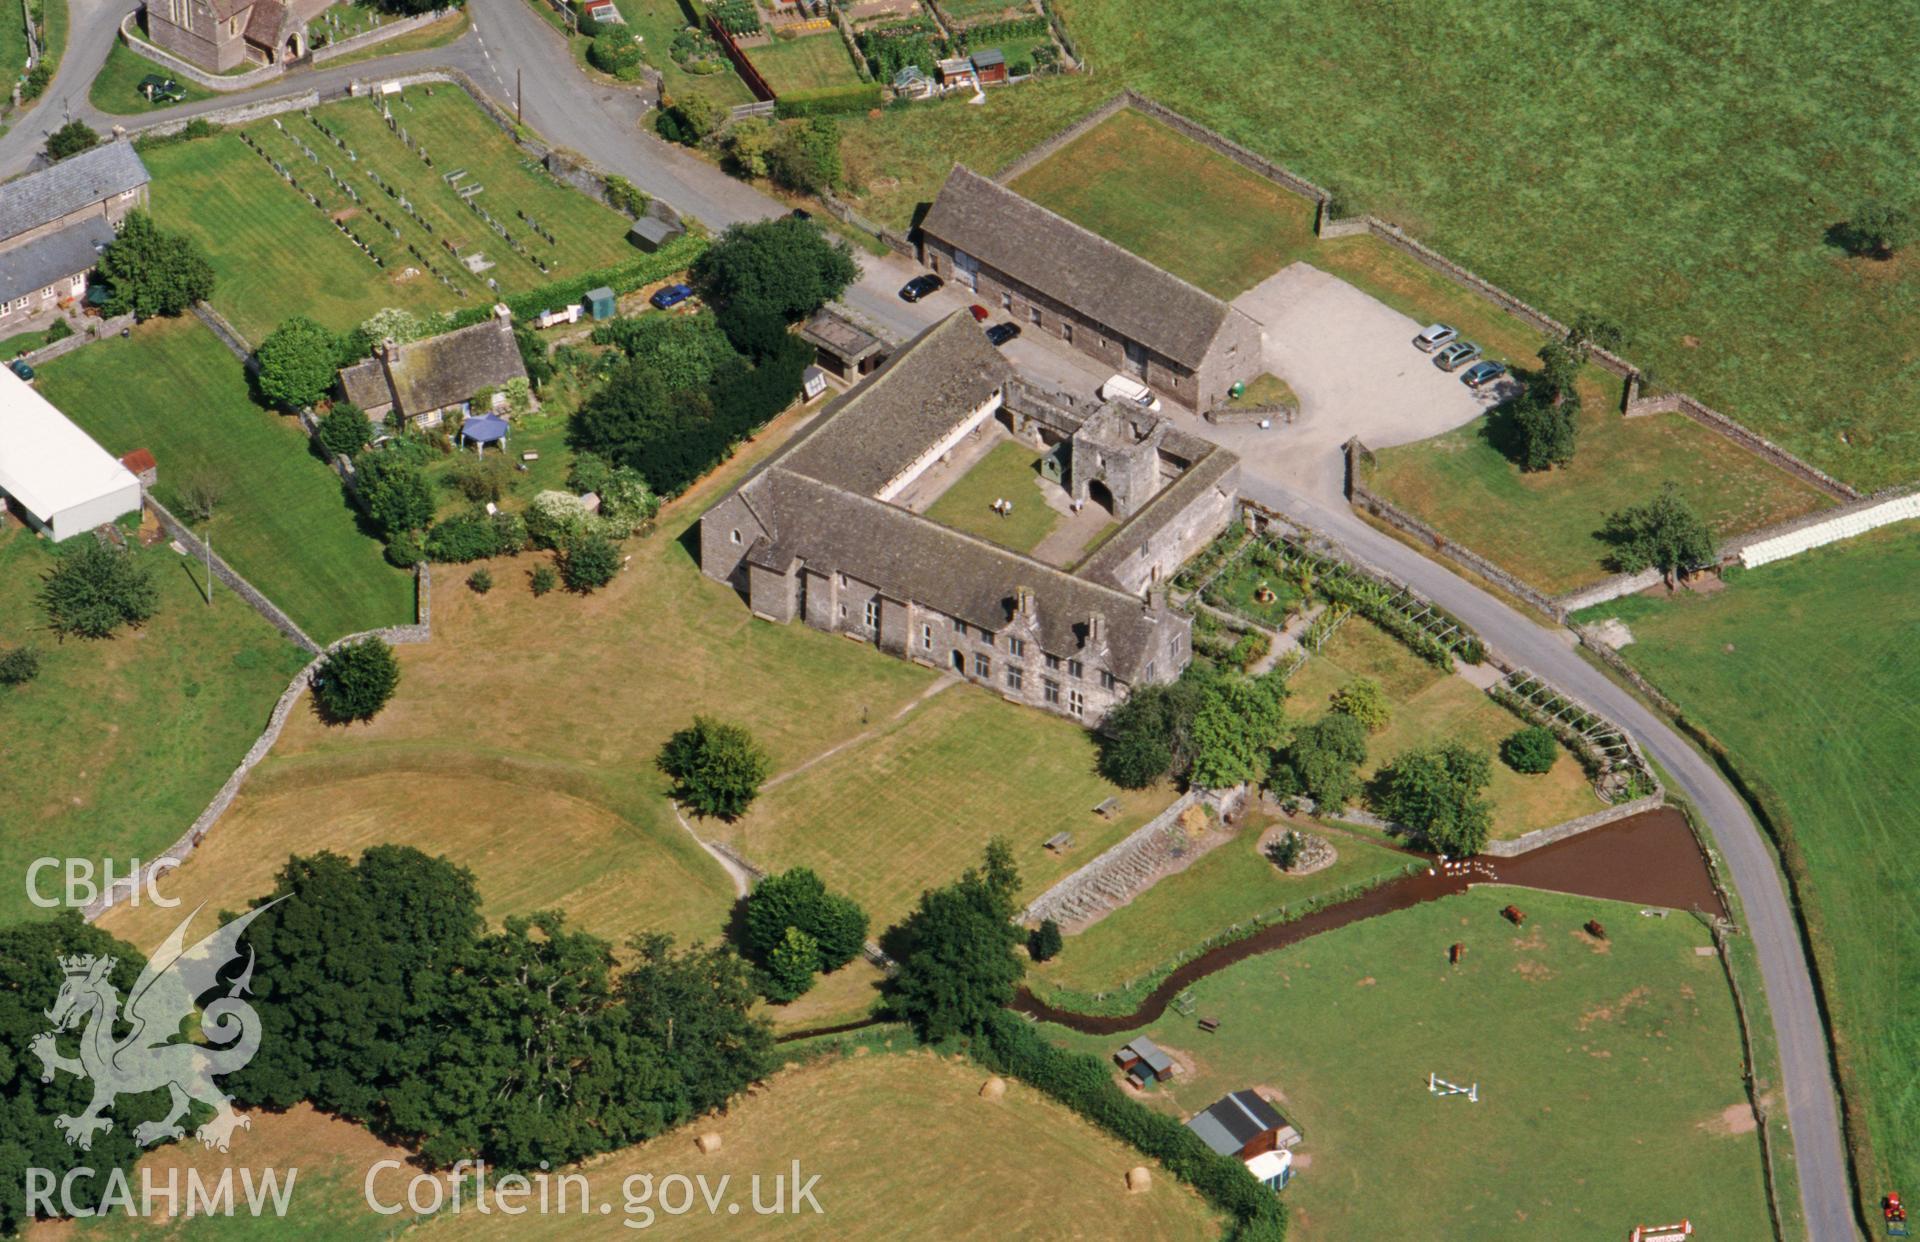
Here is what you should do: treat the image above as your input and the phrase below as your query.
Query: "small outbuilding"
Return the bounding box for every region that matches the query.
[0,367,142,541]
[1185,1090,1299,1162]
[628,215,682,253]
[1113,1037,1176,1086]
[800,306,888,379]
[937,56,977,91]
[119,448,157,489]
[891,64,934,100]
[585,286,618,320]
[970,47,1007,85]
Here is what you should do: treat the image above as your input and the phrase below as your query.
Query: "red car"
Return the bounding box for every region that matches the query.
[968,304,990,322]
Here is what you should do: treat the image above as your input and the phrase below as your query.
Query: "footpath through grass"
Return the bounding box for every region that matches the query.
[36,317,415,643]
[843,0,1920,488]
[1575,525,1920,1215]
[0,529,308,926]
[1048,887,1774,1239]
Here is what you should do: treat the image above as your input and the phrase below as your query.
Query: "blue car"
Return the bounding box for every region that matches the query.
[650,283,694,311]
[7,359,33,381]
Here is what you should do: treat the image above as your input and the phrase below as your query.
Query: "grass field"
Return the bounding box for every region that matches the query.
[612,0,754,108]
[36,318,415,643]
[1574,525,1920,1214]
[40,1055,1219,1239]
[1049,887,1774,1239]
[920,439,1060,553]
[1030,818,1418,1001]
[706,686,1176,933]
[1288,617,1598,841]
[0,529,307,927]
[1365,403,1837,594]
[1009,109,1319,300]
[842,0,1920,489]
[88,37,214,113]
[144,89,634,340]
[746,31,862,95]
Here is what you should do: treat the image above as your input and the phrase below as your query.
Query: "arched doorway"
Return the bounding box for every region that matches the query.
[283,32,305,61]
[951,650,966,673]
[1087,479,1115,515]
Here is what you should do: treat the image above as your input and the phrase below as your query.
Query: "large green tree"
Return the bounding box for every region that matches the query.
[39,541,158,639]
[1371,741,1494,856]
[353,449,435,536]
[767,118,843,195]
[885,841,1025,1042]
[1189,673,1290,790]
[1270,710,1368,811]
[1602,483,1717,585]
[590,311,735,392]
[312,637,401,723]
[1096,663,1228,789]
[45,121,98,161]
[741,867,868,973]
[96,212,215,319]
[616,933,774,1124]
[256,316,343,410]
[658,716,770,819]
[690,217,857,324]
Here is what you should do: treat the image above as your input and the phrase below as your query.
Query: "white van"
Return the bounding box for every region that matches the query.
[1100,374,1162,412]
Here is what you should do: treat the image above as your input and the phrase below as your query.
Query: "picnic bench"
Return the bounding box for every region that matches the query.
[1093,796,1119,820]
[1043,832,1073,853]
[1198,1016,1221,1034]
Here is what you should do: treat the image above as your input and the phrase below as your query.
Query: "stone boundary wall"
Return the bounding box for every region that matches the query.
[130,87,322,138]
[148,496,322,654]
[1019,789,1202,926]
[1343,438,1564,617]
[990,90,1131,184]
[1624,389,1858,501]
[191,299,255,366]
[81,561,432,922]
[20,314,137,366]
[1552,567,1666,617]
[818,190,914,257]
[310,8,460,66]
[1480,793,1664,857]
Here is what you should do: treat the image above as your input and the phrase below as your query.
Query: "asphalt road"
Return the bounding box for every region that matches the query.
[4,7,1856,1234]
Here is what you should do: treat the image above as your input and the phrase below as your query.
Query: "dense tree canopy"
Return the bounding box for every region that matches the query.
[1097,663,1229,789]
[690,217,857,324]
[1371,741,1494,856]
[315,403,373,459]
[1189,673,1290,790]
[312,637,401,723]
[45,121,98,161]
[658,716,770,819]
[767,118,843,195]
[741,867,869,989]
[1500,726,1560,774]
[1270,710,1368,811]
[39,541,158,639]
[96,212,215,319]
[885,841,1025,1042]
[256,316,343,410]
[353,449,435,536]
[1602,483,1716,584]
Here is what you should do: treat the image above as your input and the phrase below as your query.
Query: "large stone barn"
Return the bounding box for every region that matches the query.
[917,166,1261,411]
[699,311,1242,725]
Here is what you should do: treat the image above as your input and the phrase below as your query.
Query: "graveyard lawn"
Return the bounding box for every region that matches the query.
[1046,887,1774,1240]
[143,87,635,341]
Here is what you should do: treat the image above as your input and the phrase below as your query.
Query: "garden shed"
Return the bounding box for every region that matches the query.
[1113,1037,1176,1085]
[628,216,682,252]
[970,47,1007,85]
[585,286,618,320]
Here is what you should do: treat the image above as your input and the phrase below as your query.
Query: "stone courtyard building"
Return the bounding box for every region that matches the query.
[699,311,1241,724]
[337,311,530,428]
[917,166,1262,411]
[145,0,333,71]
[0,143,149,331]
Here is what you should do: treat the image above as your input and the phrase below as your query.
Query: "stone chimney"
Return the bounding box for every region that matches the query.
[1086,613,1107,651]
[492,302,513,322]
[1014,585,1036,621]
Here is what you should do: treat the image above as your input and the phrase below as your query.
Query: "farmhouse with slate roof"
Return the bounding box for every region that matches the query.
[0,142,149,328]
[699,311,1241,724]
[337,311,529,428]
[917,166,1261,410]
[146,0,333,72]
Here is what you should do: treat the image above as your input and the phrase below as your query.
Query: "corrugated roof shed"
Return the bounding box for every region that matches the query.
[1185,1090,1287,1158]
[0,143,150,242]
[919,166,1253,370]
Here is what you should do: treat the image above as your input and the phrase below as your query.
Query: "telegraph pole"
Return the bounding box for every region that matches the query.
[516,69,523,126]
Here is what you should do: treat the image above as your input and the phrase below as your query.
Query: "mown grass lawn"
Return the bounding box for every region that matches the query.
[86,38,215,114]
[54,1055,1219,1241]
[920,438,1059,553]
[1047,887,1773,1239]
[746,31,862,95]
[1574,526,1920,1218]
[0,528,308,926]
[35,317,416,643]
[844,0,1920,488]
[1288,617,1598,841]
[143,88,634,340]
[1029,818,1418,1003]
[710,685,1177,933]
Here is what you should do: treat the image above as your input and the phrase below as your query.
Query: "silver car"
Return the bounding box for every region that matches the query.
[1413,323,1458,352]
[1434,340,1481,372]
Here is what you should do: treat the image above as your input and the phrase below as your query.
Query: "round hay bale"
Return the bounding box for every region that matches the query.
[694,1132,722,1154]
[979,1076,1007,1100]
[1126,1166,1152,1193]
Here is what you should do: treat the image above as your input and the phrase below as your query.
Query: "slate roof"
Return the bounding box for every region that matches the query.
[1076,446,1237,590]
[739,465,1169,680]
[0,143,150,243]
[243,0,288,46]
[337,357,395,411]
[382,317,527,416]
[1186,1091,1287,1158]
[778,311,1012,496]
[0,216,113,303]
[1120,1037,1174,1075]
[919,166,1251,370]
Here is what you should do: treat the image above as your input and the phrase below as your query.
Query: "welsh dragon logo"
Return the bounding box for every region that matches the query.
[31,900,283,1153]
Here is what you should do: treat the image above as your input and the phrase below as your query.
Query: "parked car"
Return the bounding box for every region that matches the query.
[1100,374,1162,412]
[7,359,33,381]
[650,283,694,311]
[1433,340,1481,371]
[1413,323,1458,352]
[899,274,944,302]
[968,304,990,322]
[985,322,1021,347]
[1460,360,1508,390]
